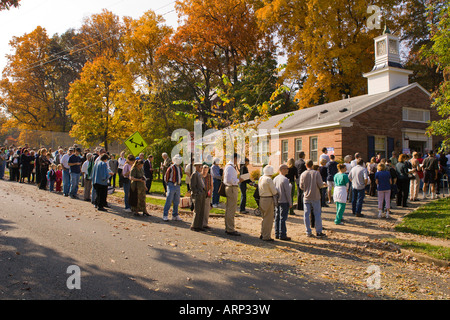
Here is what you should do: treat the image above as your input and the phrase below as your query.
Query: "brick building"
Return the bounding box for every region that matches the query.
[252,29,441,168]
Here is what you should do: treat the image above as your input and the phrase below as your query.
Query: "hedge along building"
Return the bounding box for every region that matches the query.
[251,29,441,168]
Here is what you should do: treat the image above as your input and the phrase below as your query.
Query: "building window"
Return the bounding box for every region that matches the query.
[402,108,430,123]
[376,39,386,56]
[310,136,318,163]
[281,140,289,164]
[295,138,302,160]
[374,136,386,159]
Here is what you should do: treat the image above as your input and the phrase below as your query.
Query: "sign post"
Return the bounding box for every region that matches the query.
[124,132,148,157]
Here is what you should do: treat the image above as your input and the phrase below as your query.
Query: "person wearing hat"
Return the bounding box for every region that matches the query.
[223,153,244,236]
[190,161,206,231]
[258,165,278,241]
[273,164,292,240]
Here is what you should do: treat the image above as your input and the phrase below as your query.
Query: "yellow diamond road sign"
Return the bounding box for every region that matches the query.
[125,132,148,157]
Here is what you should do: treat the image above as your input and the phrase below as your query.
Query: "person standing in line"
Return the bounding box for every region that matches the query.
[286,158,298,215]
[333,163,349,225]
[422,150,439,200]
[117,151,126,188]
[60,148,73,197]
[162,155,183,222]
[348,158,368,217]
[299,159,327,237]
[144,155,154,194]
[319,147,330,164]
[129,159,150,217]
[190,162,207,231]
[319,158,328,207]
[211,158,222,208]
[375,163,392,218]
[258,165,278,241]
[0,147,6,180]
[202,164,213,229]
[81,153,93,201]
[326,154,338,204]
[38,149,51,190]
[160,152,171,196]
[273,164,292,241]
[47,164,57,192]
[108,154,119,187]
[68,147,83,199]
[122,154,135,212]
[390,151,398,167]
[92,154,113,212]
[395,154,410,207]
[367,157,378,197]
[239,158,251,214]
[409,152,421,201]
[223,153,243,236]
[55,164,63,193]
[295,151,307,211]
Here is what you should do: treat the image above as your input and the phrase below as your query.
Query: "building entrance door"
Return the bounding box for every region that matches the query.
[409,140,426,154]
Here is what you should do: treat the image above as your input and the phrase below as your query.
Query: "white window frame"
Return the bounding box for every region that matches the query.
[295,138,303,160]
[402,107,431,123]
[281,140,289,164]
[310,136,318,163]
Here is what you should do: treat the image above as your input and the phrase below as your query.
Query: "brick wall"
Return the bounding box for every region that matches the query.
[247,85,441,172]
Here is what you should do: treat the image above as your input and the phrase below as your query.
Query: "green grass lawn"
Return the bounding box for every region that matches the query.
[395,197,450,239]
[387,238,450,261]
[391,197,450,261]
[111,178,300,215]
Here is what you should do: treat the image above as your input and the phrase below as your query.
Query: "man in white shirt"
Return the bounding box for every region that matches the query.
[223,153,243,236]
[60,148,73,197]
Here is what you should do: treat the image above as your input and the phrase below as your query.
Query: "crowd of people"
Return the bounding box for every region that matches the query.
[1,143,449,241]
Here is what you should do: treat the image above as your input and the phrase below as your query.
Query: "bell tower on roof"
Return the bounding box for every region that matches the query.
[363,25,413,95]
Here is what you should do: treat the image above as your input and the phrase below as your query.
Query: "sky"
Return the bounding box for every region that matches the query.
[0,0,179,72]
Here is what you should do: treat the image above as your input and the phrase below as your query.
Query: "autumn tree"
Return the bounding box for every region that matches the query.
[397,0,446,93]
[122,10,191,141]
[253,0,401,109]
[67,56,140,151]
[424,2,450,149]
[160,0,276,127]
[0,0,20,10]
[0,26,84,132]
[78,9,124,61]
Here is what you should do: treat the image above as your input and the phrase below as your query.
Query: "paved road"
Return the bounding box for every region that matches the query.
[0,179,448,302]
[0,179,369,301]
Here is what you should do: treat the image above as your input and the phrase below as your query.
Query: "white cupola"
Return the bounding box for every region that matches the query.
[363,25,413,95]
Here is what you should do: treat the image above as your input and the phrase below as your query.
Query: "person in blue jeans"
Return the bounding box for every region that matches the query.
[68,147,83,199]
[348,158,368,217]
[60,148,73,196]
[163,155,183,221]
[273,164,292,240]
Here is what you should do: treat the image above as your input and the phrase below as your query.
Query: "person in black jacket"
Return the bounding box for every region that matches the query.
[395,154,410,207]
[295,151,307,210]
[239,158,251,214]
[144,155,154,194]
